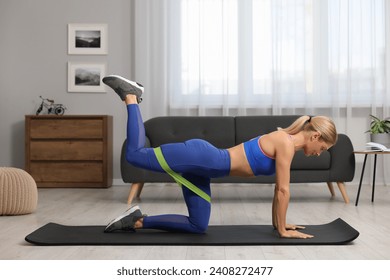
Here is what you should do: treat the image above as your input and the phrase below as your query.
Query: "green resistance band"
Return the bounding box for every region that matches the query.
[153,147,211,203]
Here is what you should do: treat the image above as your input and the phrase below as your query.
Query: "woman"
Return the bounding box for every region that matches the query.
[103,75,337,239]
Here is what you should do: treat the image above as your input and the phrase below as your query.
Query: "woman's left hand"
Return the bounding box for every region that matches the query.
[285,224,305,230]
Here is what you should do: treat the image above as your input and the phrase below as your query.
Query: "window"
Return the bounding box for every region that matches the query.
[168,0,386,108]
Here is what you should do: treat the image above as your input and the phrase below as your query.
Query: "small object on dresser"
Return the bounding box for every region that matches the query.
[36,96,67,115]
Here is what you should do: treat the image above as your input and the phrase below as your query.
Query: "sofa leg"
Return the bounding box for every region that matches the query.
[326,182,336,197]
[127,182,145,205]
[336,182,350,204]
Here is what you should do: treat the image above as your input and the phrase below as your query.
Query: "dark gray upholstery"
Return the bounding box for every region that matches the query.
[121,115,355,186]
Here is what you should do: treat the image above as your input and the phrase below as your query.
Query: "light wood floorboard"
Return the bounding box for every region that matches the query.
[1,182,390,260]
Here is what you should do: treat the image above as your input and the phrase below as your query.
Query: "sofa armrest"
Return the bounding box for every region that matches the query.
[329,134,355,182]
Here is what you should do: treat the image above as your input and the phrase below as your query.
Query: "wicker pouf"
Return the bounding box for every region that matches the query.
[0,167,38,215]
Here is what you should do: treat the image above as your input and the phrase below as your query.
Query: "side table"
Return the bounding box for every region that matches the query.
[354,150,390,206]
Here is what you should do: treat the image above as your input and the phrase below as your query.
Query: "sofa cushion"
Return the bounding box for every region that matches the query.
[291,150,330,170]
[144,116,236,148]
[235,115,300,143]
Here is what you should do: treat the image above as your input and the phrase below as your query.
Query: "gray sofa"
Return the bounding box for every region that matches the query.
[121,115,355,204]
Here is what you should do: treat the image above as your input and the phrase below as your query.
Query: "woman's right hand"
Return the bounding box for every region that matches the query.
[279,230,314,239]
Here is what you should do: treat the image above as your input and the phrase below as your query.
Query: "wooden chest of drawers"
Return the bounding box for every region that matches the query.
[25,115,113,188]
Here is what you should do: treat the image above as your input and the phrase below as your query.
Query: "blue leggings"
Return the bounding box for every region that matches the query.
[125,104,231,233]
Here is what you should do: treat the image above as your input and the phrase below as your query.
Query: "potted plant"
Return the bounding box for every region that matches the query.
[366,114,390,145]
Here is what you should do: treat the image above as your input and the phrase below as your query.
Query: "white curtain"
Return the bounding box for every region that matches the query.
[132,0,390,184]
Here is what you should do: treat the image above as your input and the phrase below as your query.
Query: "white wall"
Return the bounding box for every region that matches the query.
[0,0,385,187]
[0,0,134,183]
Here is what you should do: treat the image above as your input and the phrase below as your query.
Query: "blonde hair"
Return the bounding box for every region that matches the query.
[278,116,338,145]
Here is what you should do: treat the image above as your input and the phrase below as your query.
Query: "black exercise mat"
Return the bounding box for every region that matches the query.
[25,218,358,246]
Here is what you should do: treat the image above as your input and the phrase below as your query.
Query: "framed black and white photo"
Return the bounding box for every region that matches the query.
[68,23,108,55]
[68,62,106,92]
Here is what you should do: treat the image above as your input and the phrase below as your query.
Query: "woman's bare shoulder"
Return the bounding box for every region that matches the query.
[266,130,290,142]
[265,131,295,155]
[259,131,294,158]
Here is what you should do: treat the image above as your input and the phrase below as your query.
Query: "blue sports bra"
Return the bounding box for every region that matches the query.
[243,136,276,176]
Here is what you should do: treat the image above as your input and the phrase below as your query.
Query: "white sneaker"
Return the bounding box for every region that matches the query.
[102,75,144,103]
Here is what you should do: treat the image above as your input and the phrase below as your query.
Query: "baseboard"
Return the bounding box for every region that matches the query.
[112,179,127,186]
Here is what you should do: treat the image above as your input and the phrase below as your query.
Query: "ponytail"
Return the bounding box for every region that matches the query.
[279,115,338,145]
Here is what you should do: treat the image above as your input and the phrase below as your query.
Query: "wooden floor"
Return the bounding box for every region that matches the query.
[1,182,390,260]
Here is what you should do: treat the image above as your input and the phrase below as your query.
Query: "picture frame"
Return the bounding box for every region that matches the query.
[68,23,108,55]
[67,62,106,92]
